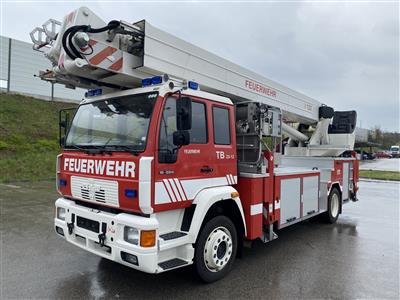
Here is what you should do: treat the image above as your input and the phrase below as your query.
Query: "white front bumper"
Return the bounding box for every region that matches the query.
[54,198,159,273]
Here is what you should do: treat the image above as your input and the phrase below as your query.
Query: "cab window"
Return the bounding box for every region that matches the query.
[159,97,207,163]
[213,106,231,145]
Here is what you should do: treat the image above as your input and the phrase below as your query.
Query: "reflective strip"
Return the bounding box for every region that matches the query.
[250,203,263,215]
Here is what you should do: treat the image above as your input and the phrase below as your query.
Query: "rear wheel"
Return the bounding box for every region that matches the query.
[194,215,237,283]
[324,187,341,223]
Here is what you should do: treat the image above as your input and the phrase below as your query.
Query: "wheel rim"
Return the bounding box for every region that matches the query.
[331,193,339,217]
[203,226,233,272]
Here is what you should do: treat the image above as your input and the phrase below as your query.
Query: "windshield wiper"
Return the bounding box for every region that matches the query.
[65,144,112,155]
[103,145,141,156]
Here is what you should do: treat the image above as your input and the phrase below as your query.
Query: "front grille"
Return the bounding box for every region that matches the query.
[71,176,119,207]
[80,186,106,202]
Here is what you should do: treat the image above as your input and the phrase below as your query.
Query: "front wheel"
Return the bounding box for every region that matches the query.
[194,215,237,283]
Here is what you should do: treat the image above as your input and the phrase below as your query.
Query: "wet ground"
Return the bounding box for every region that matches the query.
[360,157,400,172]
[1,180,399,299]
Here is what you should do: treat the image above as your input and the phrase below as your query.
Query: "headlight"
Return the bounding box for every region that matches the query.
[57,207,66,220]
[124,226,139,245]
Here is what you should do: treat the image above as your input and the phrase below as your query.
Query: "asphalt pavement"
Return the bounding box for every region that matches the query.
[1,180,399,299]
[360,158,400,172]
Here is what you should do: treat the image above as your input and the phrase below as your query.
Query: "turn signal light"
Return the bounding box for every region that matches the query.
[140,230,156,247]
[231,192,240,198]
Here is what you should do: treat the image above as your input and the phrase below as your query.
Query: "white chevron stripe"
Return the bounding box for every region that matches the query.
[174,178,187,201]
[226,175,231,185]
[163,179,177,202]
[168,178,181,202]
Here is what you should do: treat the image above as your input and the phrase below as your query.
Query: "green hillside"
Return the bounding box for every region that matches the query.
[0,93,77,183]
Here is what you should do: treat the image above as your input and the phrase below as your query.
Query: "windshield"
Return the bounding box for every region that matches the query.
[65,92,158,152]
[391,146,399,151]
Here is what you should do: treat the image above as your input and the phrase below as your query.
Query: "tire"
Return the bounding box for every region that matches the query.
[194,215,238,283]
[323,187,341,223]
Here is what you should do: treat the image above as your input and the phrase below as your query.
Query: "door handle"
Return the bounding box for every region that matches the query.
[200,166,213,173]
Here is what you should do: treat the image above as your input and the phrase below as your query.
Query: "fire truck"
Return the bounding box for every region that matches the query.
[31,7,359,282]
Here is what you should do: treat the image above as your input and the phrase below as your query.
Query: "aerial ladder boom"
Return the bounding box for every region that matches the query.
[30,6,357,156]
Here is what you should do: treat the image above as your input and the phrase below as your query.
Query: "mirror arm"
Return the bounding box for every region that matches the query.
[170,88,183,99]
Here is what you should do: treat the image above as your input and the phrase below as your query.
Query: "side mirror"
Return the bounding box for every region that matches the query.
[176,97,192,131]
[59,136,66,147]
[59,107,76,147]
[173,130,190,147]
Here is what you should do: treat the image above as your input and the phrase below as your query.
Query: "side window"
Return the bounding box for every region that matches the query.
[213,106,231,145]
[159,97,208,163]
[190,101,207,144]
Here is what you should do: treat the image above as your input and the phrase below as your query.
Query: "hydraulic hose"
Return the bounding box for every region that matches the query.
[62,20,120,60]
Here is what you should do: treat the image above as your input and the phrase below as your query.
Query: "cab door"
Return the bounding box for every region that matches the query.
[211,104,237,186]
[154,95,215,210]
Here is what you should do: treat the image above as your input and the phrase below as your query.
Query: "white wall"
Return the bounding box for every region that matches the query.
[1,35,85,102]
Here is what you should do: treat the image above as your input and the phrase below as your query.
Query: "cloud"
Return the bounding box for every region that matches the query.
[1,1,398,131]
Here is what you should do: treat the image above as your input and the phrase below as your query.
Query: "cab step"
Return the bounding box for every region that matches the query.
[158,258,188,270]
[160,231,187,241]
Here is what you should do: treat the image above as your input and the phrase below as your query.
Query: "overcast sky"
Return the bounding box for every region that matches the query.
[1,1,399,131]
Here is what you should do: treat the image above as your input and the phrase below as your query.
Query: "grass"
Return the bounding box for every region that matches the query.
[359,170,400,181]
[0,93,77,183]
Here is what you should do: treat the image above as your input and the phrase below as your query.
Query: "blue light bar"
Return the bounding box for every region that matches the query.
[151,76,163,85]
[188,81,199,90]
[125,189,137,198]
[141,78,152,87]
[87,88,102,97]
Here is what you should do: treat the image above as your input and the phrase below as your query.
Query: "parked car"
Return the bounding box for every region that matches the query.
[375,151,392,158]
[390,145,400,158]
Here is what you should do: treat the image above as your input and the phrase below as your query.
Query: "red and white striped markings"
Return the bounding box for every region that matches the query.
[226,174,237,185]
[155,174,237,205]
[81,39,123,72]
[162,178,188,202]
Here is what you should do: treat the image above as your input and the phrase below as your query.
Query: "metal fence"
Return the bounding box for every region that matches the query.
[0,35,84,102]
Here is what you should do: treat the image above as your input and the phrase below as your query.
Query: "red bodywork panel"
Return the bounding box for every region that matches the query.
[58,94,237,214]
[58,151,142,213]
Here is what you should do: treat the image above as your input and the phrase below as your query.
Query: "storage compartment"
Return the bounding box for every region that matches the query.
[279,178,301,225]
[302,176,319,216]
[274,167,320,228]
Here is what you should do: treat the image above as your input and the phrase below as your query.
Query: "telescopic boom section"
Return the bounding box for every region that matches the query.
[31,6,320,124]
